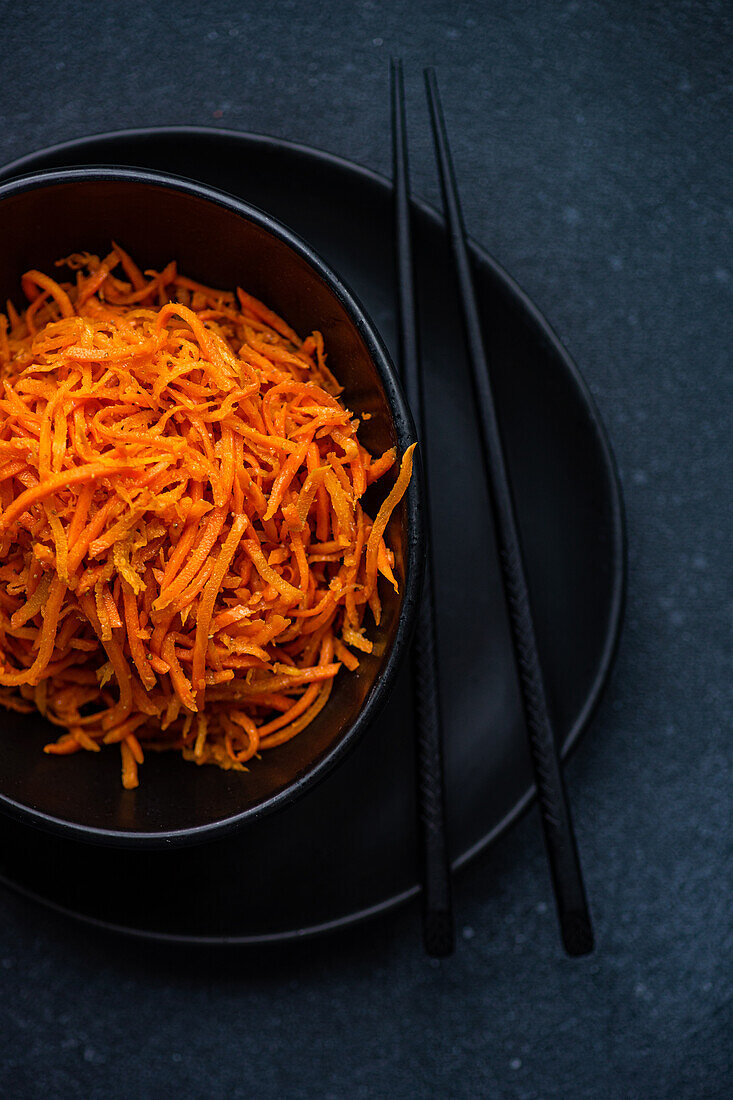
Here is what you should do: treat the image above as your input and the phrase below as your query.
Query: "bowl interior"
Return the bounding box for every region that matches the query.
[0,171,417,844]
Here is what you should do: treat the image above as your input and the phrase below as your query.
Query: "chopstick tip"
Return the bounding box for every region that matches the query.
[560,909,594,958]
[423,67,441,110]
[423,908,455,958]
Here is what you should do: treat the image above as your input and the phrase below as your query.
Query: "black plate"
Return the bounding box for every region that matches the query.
[0,129,624,942]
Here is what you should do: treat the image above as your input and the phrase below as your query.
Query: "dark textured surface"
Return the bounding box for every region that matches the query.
[0,2,730,1098]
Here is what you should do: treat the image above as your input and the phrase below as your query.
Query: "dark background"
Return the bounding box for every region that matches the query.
[0,1,730,1097]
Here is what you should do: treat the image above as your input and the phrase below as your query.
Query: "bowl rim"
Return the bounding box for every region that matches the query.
[0,165,424,848]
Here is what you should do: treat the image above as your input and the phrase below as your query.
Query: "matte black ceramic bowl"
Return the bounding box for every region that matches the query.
[0,167,422,847]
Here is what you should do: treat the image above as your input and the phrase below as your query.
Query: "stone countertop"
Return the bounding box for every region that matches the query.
[0,2,729,1097]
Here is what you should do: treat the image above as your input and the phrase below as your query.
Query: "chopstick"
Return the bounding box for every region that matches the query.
[391,58,454,958]
[424,67,594,957]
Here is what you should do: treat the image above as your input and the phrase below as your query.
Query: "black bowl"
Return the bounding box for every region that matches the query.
[0,167,422,847]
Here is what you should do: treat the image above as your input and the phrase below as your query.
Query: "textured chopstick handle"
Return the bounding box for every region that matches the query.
[412,537,454,955]
[499,539,594,956]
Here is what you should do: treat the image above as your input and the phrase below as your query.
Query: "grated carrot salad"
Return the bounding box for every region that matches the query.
[0,245,414,788]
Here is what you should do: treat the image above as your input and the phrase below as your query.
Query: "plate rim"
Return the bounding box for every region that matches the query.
[0,126,626,944]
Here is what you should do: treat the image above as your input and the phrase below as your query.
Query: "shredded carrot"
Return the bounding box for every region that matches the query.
[0,248,413,785]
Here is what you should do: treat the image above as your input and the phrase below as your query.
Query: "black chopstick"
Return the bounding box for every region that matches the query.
[424,67,594,957]
[390,58,454,958]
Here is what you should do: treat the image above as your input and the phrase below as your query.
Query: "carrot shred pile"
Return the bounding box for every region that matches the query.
[0,246,414,788]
